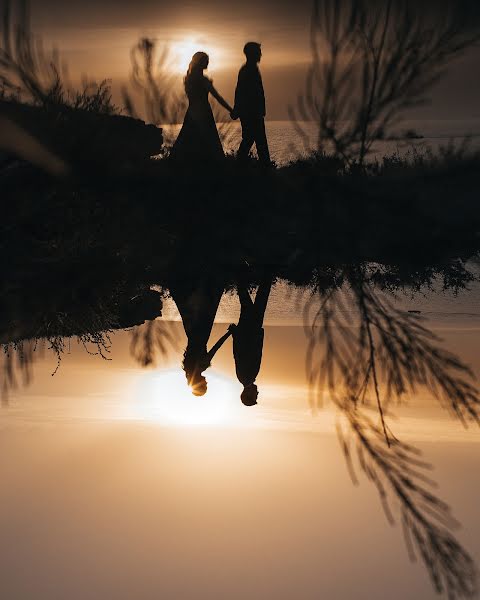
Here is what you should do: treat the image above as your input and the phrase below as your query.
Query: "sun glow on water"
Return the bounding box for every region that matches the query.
[132,369,240,427]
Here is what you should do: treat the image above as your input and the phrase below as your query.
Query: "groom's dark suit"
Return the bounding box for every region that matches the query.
[233,63,270,164]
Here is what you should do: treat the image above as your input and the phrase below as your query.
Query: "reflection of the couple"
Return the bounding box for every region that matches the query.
[165,265,479,598]
[2,255,479,596]
[170,274,272,405]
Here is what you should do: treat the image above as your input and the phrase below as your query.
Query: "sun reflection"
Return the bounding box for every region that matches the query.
[132,369,240,427]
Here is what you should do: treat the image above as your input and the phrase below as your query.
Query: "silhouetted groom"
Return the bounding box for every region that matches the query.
[232,42,271,165]
[228,276,272,406]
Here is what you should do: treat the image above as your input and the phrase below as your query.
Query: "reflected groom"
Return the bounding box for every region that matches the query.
[232,42,271,165]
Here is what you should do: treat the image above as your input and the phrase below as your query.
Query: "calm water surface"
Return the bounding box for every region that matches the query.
[163,119,480,164]
[1,278,480,599]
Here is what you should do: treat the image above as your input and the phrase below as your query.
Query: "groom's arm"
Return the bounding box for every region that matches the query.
[232,68,246,118]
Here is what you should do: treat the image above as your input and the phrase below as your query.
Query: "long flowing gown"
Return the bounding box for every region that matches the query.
[171,75,225,162]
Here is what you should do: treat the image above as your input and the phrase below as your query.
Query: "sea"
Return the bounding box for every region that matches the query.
[163,118,480,165]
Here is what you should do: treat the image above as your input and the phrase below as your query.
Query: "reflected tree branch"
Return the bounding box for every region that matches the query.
[305,265,479,598]
[129,320,179,368]
[337,408,476,598]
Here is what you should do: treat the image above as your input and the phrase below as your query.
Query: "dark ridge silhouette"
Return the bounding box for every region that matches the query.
[0,278,163,402]
[0,99,163,169]
[0,113,68,175]
[0,2,162,169]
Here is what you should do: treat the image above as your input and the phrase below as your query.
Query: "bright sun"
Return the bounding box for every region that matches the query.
[171,40,201,73]
[169,38,224,74]
[132,368,241,427]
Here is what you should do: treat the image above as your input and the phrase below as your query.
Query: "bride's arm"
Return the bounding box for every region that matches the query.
[206,328,232,362]
[208,81,234,113]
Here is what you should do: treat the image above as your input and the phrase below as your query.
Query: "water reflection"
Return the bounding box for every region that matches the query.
[132,369,239,427]
[1,258,479,597]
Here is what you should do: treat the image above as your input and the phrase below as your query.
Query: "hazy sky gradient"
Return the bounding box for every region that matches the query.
[24,0,480,120]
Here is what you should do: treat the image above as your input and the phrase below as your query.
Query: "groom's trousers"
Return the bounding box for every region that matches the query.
[237,117,271,164]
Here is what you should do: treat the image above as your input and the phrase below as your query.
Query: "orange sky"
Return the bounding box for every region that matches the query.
[25,0,480,120]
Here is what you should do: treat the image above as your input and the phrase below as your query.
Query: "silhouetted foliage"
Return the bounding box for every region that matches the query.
[1,0,117,113]
[1,0,59,103]
[44,78,118,115]
[1,332,112,404]
[0,1,165,169]
[304,265,479,598]
[291,0,480,165]
[122,38,181,129]
[122,37,237,149]
[305,267,480,428]
[130,320,179,367]
[1,339,35,403]
[337,408,476,599]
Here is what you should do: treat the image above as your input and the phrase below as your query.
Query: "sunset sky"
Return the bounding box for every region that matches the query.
[28,0,480,120]
[3,3,480,599]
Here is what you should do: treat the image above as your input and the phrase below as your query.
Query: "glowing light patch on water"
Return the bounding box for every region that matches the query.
[132,369,240,427]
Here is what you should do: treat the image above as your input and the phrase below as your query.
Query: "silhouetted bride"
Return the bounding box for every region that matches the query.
[170,278,231,396]
[171,52,233,162]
